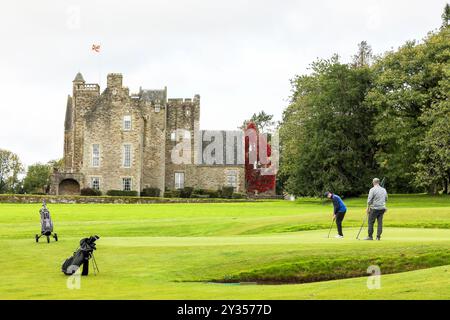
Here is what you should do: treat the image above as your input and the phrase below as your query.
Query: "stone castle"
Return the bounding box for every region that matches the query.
[50,73,245,195]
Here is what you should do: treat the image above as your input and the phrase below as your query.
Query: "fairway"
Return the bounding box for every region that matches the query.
[0,195,449,299]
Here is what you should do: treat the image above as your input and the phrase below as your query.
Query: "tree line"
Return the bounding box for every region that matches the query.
[0,149,62,194]
[279,6,450,196]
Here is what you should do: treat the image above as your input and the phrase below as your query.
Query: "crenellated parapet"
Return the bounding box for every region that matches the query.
[74,83,100,93]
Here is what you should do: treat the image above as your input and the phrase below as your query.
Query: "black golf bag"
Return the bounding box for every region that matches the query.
[62,235,100,276]
[35,200,58,243]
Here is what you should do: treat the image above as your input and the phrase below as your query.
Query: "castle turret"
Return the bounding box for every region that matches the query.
[72,72,85,95]
[107,73,123,88]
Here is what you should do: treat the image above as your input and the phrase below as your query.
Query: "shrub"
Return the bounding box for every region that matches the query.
[191,193,210,198]
[232,192,245,199]
[163,191,173,198]
[141,187,161,197]
[80,188,102,196]
[204,189,220,198]
[193,188,207,195]
[164,190,181,198]
[221,186,234,199]
[106,190,138,197]
[180,187,194,198]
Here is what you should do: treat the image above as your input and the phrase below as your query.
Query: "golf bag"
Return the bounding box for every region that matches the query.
[62,235,100,276]
[35,200,58,243]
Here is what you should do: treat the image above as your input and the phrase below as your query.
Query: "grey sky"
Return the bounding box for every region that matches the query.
[0,0,447,167]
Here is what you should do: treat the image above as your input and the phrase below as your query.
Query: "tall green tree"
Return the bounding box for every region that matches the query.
[240,111,275,133]
[352,41,374,68]
[414,27,450,193]
[0,149,24,194]
[366,26,450,192]
[23,163,52,194]
[442,3,450,27]
[279,55,376,196]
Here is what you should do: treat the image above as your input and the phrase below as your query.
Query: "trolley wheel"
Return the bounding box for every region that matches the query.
[46,235,50,243]
[54,233,58,242]
[35,234,39,243]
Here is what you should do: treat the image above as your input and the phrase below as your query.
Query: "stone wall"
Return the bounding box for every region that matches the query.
[192,166,245,192]
[0,194,258,204]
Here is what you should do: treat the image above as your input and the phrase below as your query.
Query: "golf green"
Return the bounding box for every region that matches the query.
[0,195,449,299]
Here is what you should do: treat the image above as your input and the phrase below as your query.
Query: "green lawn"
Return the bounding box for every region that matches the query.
[0,195,449,299]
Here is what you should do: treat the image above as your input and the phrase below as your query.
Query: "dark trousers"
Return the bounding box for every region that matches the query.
[335,211,346,236]
[368,209,385,238]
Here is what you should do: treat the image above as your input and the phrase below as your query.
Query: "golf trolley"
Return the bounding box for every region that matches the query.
[35,200,58,243]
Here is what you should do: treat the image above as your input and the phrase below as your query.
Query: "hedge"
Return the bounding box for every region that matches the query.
[220,186,234,199]
[179,187,193,198]
[106,190,139,197]
[80,188,102,196]
[141,187,161,197]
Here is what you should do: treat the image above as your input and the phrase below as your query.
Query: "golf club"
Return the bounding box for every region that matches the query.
[327,217,336,238]
[356,212,367,240]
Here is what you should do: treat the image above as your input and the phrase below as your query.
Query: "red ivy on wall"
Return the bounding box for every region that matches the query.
[244,122,276,194]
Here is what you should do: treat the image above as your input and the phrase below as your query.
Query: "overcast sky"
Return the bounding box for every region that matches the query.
[0,0,447,167]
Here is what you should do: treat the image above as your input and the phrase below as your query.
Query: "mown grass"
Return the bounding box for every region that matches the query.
[0,194,448,299]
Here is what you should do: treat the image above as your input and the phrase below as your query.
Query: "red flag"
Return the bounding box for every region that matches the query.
[92,44,101,53]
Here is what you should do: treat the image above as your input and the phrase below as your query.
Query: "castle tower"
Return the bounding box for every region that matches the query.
[71,72,100,172]
[164,94,201,189]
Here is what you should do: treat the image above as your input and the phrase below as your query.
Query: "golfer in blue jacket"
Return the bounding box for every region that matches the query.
[324,191,347,238]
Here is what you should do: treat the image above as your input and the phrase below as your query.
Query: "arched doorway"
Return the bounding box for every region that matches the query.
[59,179,80,195]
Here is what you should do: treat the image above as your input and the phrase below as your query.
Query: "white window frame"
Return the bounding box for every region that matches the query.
[92,144,100,167]
[122,177,132,191]
[123,115,132,131]
[225,170,238,189]
[174,172,185,189]
[123,144,132,168]
[91,177,100,190]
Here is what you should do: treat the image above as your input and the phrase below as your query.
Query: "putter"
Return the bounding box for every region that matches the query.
[327,217,336,238]
[356,212,367,240]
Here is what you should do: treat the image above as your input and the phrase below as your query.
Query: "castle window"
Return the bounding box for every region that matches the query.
[123,144,132,168]
[91,177,100,190]
[170,132,176,142]
[174,172,184,189]
[122,177,132,191]
[92,144,100,167]
[225,170,238,189]
[123,115,132,131]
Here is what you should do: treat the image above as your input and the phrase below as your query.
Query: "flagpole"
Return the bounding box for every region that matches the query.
[91,44,102,89]
[98,51,101,89]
